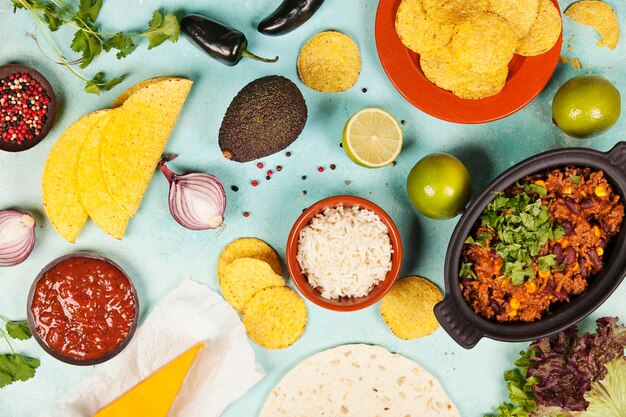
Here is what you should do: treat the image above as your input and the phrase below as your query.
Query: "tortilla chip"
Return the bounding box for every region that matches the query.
[421,44,508,99]
[395,0,456,55]
[297,31,361,93]
[221,258,285,312]
[516,0,562,56]
[110,76,181,108]
[381,276,443,339]
[565,0,620,50]
[451,12,517,73]
[489,0,540,39]
[423,0,490,23]
[101,78,193,216]
[42,110,108,243]
[77,111,130,240]
[217,238,282,284]
[242,286,307,349]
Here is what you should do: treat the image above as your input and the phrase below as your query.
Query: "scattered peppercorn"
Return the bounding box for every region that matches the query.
[0,72,51,144]
[251,180,259,187]
[401,120,407,126]
[317,166,324,172]
[243,211,250,217]
[267,170,273,176]
[339,142,343,148]
[276,165,282,172]
[256,162,264,169]
[345,180,352,185]
[286,151,292,157]
[362,88,367,93]
[265,175,271,180]
[301,175,307,180]
[391,161,397,167]
[330,164,336,170]
[301,190,307,195]
[231,185,239,192]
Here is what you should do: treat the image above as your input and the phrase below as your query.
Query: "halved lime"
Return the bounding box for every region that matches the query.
[342,108,403,168]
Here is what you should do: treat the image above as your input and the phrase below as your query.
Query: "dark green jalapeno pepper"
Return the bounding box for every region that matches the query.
[257,0,326,35]
[181,14,278,66]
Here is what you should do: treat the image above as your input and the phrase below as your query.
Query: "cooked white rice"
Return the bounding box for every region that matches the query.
[296,205,393,299]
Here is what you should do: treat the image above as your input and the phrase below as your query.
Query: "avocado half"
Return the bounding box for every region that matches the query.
[219,75,308,162]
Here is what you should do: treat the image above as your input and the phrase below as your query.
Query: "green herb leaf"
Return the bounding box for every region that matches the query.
[103,33,137,59]
[536,255,557,272]
[84,72,126,94]
[5,321,31,341]
[76,0,103,23]
[0,354,40,388]
[142,11,180,49]
[71,29,102,68]
[528,184,547,197]
[570,175,581,185]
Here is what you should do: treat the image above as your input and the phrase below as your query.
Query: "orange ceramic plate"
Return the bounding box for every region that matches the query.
[375,0,562,124]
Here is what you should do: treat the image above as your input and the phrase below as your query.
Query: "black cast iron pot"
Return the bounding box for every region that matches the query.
[434,142,626,349]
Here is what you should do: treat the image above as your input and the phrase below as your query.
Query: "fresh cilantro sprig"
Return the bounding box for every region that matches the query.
[464,184,565,285]
[12,0,179,94]
[0,314,40,388]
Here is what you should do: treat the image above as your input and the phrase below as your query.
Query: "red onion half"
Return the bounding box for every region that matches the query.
[0,209,36,266]
[158,155,226,230]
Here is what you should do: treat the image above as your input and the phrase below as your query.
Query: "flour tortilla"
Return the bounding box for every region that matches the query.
[259,344,460,417]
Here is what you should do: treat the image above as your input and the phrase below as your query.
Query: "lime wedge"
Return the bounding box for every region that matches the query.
[342,108,403,168]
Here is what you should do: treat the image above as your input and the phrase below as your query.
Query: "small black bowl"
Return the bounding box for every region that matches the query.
[0,64,57,152]
[434,142,626,349]
[27,252,140,365]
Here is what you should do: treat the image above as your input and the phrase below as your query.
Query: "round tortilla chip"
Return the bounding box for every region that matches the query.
[565,0,619,50]
[297,31,361,92]
[217,238,282,284]
[423,0,490,23]
[381,276,443,339]
[395,0,455,55]
[221,258,285,312]
[516,0,562,56]
[421,45,508,99]
[243,286,307,349]
[452,12,517,73]
[489,0,540,39]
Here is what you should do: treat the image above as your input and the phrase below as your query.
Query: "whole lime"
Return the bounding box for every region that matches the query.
[552,75,621,139]
[406,153,472,220]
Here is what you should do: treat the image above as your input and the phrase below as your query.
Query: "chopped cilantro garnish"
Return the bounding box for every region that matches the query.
[569,175,581,185]
[467,185,564,285]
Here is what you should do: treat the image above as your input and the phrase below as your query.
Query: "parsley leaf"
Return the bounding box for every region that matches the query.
[103,33,137,59]
[460,260,477,280]
[5,321,31,341]
[0,354,40,387]
[569,175,581,185]
[71,29,102,68]
[75,0,102,24]
[84,72,126,95]
[528,184,547,197]
[142,11,179,49]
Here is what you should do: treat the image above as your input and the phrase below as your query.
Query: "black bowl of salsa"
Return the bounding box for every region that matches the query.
[434,142,626,349]
[27,252,140,365]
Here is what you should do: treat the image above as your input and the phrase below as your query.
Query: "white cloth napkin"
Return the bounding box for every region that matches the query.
[40,278,265,417]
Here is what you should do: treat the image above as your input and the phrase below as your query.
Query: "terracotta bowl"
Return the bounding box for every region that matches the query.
[27,252,140,366]
[0,64,57,152]
[286,196,403,312]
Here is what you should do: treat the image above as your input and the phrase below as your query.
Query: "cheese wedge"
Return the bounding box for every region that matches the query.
[93,343,204,417]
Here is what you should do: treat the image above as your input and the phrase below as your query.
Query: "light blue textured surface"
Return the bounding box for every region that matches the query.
[0,0,625,416]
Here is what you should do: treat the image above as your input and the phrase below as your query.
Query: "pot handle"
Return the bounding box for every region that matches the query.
[434,297,483,349]
[607,141,626,174]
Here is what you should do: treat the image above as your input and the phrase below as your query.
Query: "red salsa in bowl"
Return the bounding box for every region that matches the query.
[28,253,139,365]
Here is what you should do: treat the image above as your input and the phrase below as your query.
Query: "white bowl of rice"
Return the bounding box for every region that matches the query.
[286,196,402,311]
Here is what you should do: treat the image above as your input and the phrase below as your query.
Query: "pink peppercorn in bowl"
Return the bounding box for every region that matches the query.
[0,64,57,152]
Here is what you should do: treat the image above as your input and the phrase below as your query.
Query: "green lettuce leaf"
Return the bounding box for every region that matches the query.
[582,358,626,417]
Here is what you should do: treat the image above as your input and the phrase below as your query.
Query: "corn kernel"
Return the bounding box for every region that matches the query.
[560,239,570,249]
[538,269,551,279]
[581,191,587,198]
[509,310,518,317]
[534,180,546,187]
[525,281,537,294]
[596,247,604,256]
[595,186,608,198]
[593,226,602,237]
[571,262,579,272]
[562,186,573,195]
[509,298,521,310]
